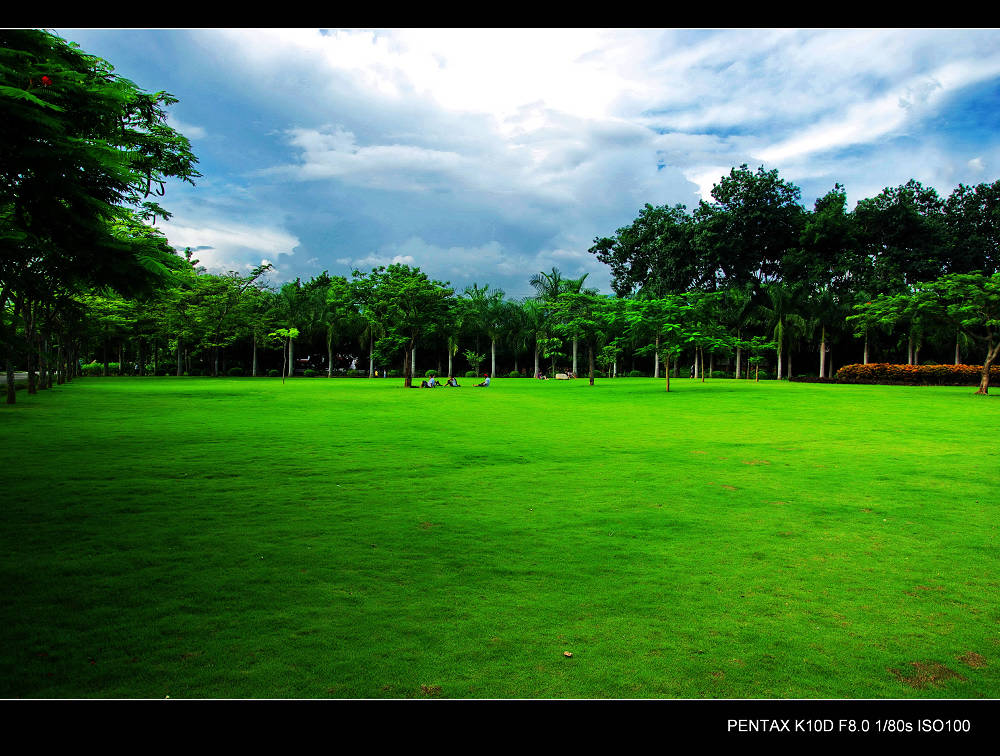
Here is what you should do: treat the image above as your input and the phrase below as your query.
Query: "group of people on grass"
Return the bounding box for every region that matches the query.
[417,374,490,388]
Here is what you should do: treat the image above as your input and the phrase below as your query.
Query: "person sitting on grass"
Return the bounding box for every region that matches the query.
[536,371,547,380]
[474,374,490,387]
[446,376,460,387]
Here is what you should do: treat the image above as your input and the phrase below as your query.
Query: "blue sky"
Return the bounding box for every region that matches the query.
[56,28,1000,298]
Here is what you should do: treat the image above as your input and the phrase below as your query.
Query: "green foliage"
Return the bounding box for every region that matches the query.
[424,369,437,378]
[507,370,521,378]
[462,350,485,374]
[628,370,644,377]
[464,371,479,378]
[267,369,280,377]
[303,369,318,377]
[227,367,244,377]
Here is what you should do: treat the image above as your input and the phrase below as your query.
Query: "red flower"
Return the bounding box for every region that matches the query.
[41,75,51,87]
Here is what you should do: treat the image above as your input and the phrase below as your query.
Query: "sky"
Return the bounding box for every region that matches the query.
[55,27,1000,298]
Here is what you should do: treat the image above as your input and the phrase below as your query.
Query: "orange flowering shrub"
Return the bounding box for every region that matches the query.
[835,363,1000,385]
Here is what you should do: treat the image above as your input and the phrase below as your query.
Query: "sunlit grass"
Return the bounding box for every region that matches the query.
[1,376,997,698]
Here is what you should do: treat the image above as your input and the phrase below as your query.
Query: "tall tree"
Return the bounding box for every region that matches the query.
[353,265,454,388]
[693,164,806,295]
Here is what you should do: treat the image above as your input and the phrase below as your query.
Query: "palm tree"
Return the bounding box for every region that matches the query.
[757,281,807,379]
[463,283,506,377]
[529,267,594,373]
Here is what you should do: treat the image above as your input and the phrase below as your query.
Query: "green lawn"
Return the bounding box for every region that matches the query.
[1,376,997,698]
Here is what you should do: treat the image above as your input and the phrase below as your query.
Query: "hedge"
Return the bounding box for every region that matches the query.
[835,363,1000,385]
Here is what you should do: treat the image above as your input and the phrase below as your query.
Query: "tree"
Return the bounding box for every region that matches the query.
[322,275,363,377]
[353,265,454,388]
[944,180,1000,276]
[853,272,1000,394]
[853,179,947,292]
[462,283,506,378]
[693,164,805,294]
[589,203,700,297]
[1,30,200,403]
[529,267,594,373]
[549,291,619,385]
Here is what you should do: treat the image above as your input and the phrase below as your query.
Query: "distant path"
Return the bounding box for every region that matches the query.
[0,372,28,384]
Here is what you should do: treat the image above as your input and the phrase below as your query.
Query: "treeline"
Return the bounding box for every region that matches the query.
[587,165,1000,392]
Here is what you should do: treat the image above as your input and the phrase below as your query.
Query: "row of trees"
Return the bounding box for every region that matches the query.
[3,31,998,401]
[589,165,1000,393]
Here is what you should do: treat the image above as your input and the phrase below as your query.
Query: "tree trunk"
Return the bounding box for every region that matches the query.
[491,339,496,378]
[735,330,742,379]
[288,338,295,378]
[654,334,660,378]
[974,339,999,395]
[368,334,374,378]
[573,337,578,375]
[252,339,258,377]
[448,352,453,379]
[281,337,288,384]
[176,337,183,376]
[907,333,914,365]
[404,341,413,388]
[665,354,670,393]
[327,338,333,378]
[863,332,869,365]
[588,345,594,386]
[819,325,826,378]
[534,346,539,377]
[411,346,417,379]
[955,332,961,366]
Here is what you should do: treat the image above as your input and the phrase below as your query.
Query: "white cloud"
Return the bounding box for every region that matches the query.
[166,113,206,140]
[162,219,300,276]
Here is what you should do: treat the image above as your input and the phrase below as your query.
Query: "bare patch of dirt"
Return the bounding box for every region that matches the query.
[420,684,442,696]
[742,459,771,466]
[958,652,987,669]
[889,661,966,689]
[691,450,707,455]
[419,521,437,530]
[721,485,739,491]
[904,584,945,597]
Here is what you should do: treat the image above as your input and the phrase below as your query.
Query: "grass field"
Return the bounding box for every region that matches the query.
[1,376,998,699]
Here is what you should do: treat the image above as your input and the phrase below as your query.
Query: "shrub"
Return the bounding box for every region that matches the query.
[424,369,437,378]
[710,371,727,379]
[592,370,605,378]
[628,370,644,377]
[465,371,479,378]
[188,368,203,376]
[267,369,280,377]
[835,363,1000,385]
[228,367,244,377]
[155,366,171,376]
[508,370,521,378]
[388,370,402,378]
[81,361,124,376]
[303,369,318,377]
